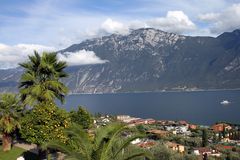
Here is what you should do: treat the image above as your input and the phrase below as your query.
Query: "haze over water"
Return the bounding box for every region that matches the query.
[59,90,240,125]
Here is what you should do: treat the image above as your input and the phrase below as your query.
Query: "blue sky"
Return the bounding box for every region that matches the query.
[1,0,240,47]
[0,0,240,69]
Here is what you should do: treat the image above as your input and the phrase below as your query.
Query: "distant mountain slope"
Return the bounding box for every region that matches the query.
[1,28,240,93]
[0,68,21,92]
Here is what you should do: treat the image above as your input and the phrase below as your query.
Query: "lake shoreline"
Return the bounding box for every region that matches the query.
[60,90,240,125]
[68,88,240,95]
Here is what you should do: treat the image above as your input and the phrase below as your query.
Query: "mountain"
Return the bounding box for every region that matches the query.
[1,28,240,93]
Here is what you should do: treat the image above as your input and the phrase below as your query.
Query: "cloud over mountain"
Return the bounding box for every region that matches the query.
[59,50,109,66]
[199,3,240,34]
[100,18,129,35]
[97,11,196,36]
[147,11,196,34]
[0,44,108,69]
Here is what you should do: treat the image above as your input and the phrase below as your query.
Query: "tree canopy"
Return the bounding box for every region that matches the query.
[46,123,153,160]
[19,51,68,106]
[0,93,23,151]
[20,102,70,146]
[70,106,94,129]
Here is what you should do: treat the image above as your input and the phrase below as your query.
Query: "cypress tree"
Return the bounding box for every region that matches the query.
[202,129,208,147]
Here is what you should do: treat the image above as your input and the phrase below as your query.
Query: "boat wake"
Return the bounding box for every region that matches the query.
[220,100,231,105]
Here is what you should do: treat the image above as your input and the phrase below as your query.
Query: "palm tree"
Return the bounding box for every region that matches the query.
[19,51,68,106]
[0,93,22,151]
[46,123,152,160]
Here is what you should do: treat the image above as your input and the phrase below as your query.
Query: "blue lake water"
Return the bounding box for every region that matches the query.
[59,90,240,125]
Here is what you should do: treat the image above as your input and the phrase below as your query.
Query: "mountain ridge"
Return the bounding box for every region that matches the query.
[1,28,240,93]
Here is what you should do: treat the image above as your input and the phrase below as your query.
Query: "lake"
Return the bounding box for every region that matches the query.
[59,90,240,125]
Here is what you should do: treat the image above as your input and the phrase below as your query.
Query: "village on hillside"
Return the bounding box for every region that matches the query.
[96,114,240,159]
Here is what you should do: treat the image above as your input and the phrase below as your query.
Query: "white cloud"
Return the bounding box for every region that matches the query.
[0,43,55,69]
[96,11,196,36]
[199,3,240,34]
[100,18,129,34]
[123,0,229,19]
[59,50,109,66]
[198,13,220,22]
[129,20,149,30]
[0,44,108,69]
[1,0,239,48]
[147,11,196,34]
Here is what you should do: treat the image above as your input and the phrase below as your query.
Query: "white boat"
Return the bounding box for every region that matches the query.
[220,100,231,105]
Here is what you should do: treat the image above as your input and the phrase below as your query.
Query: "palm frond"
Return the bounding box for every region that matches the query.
[46,123,152,160]
[18,51,68,105]
[113,134,145,158]
[0,93,22,134]
[100,123,127,159]
[123,151,153,160]
[45,141,74,155]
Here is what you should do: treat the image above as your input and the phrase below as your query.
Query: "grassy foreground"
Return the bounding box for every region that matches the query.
[0,145,39,160]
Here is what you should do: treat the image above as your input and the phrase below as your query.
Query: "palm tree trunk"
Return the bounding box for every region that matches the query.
[38,146,46,159]
[2,133,12,152]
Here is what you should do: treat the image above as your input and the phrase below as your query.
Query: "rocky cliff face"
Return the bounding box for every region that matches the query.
[1,28,240,93]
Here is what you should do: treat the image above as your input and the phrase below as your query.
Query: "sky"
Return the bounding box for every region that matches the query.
[0,0,240,69]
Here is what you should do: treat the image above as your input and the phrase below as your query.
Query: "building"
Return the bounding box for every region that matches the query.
[117,115,140,123]
[193,147,211,155]
[189,124,197,130]
[117,115,130,121]
[165,141,185,153]
[165,125,175,131]
[144,118,156,124]
[164,125,189,134]
[158,120,176,125]
[211,123,232,132]
[130,119,146,125]
[193,147,221,157]
[176,126,188,134]
[128,118,156,125]
[178,120,189,126]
